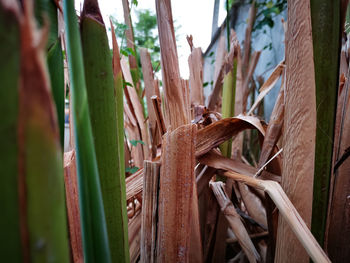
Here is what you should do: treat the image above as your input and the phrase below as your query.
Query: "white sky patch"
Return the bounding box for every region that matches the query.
[74,0,228,79]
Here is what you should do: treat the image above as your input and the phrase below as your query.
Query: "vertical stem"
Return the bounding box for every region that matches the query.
[310,0,341,245]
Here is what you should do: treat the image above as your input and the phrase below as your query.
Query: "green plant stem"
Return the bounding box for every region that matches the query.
[0,3,21,261]
[81,3,129,261]
[63,0,111,261]
[220,59,237,158]
[310,0,341,245]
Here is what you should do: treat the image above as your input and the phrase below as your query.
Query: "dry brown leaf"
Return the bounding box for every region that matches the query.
[223,171,330,263]
[64,151,83,263]
[210,182,260,263]
[248,61,285,115]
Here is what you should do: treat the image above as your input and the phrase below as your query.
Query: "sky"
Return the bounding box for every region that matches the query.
[75,0,226,78]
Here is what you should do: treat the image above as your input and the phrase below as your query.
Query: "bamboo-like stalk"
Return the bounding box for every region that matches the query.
[220,63,237,157]
[0,1,23,260]
[80,1,129,262]
[310,0,341,245]
[63,0,111,261]
[275,1,316,262]
[222,171,330,263]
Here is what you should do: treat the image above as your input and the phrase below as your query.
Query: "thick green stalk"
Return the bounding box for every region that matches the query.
[220,59,237,158]
[0,2,21,261]
[35,0,65,148]
[310,0,341,245]
[63,0,111,262]
[80,1,129,261]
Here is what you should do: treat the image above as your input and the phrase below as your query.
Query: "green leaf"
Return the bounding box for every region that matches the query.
[126,166,139,174]
[63,0,111,261]
[132,0,138,6]
[130,139,145,146]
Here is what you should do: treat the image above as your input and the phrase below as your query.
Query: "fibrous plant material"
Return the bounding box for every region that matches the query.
[157,124,199,262]
[80,1,129,261]
[199,150,280,183]
[128,208,141,263]
[141,161,160,263]
[121,0,141,98]
[156,0,190,128]
[222,171,330,263]
[310,0,341,245]
[258,84,284,169]
[210,182,260,263]
[140,48,159,157]
[151,95,166,136]
[248,61,284,116]
[2,0,70,261]
[242,1,256,75]
[325,57,350,260]
[63,0,111,261]
[188,46,204,106]
[196,116,264,157]
[275,1,316,262]
[121,56,150,160]
[64,151,83,263]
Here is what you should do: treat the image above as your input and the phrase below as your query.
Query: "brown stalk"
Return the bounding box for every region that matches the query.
[121,57,150,160]
[124,105,144,167]
[223,171,330,263]
[151,95,166,136]
[140,48,159,157]
[242,51,261,111]
[275,1,316,262]
[156,0,189,128]
[210,182,260,263]
[200,151,268,229]
[242,1,257,74]
[324,57,350,260]
[64,151,83,263]
[140,161,160,263]
[157,124,200,262]
[188,47,204,106]
[129,210,141,263]
[258,84,284,170]
[121,0,140,93]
